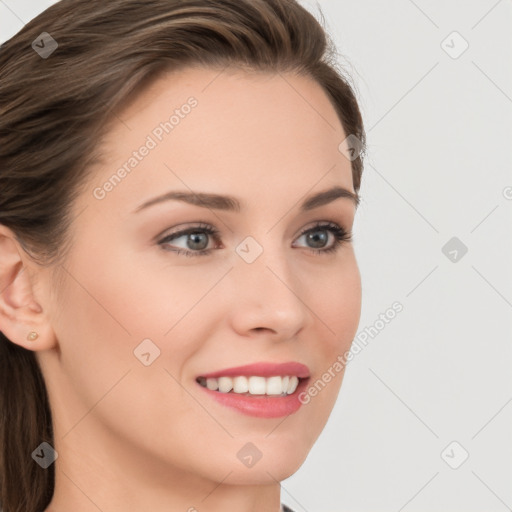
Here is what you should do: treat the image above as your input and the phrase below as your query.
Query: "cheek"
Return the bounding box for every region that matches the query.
[296,254,361,421]
[307,252,362,354]
[52,241,227,396]
[50,248,221,467]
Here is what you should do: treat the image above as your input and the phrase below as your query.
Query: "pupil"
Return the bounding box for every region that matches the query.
[188,232,208,250]
[307,230,327,248]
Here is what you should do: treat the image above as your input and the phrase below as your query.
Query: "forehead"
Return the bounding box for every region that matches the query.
[82,66,354,215]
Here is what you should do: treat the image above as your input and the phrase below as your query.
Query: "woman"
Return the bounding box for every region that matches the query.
[0,0,366,510]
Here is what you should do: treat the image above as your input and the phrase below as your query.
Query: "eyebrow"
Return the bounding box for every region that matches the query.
[133,185,359,213]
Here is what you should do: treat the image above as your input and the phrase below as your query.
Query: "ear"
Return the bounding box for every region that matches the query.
[0,225,57,352]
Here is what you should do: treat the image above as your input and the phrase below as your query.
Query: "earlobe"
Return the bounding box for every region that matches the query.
[0,226,57,351]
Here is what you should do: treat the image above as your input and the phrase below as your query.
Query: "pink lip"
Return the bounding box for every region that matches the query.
[196,377,310,418]
[198,361,310,379]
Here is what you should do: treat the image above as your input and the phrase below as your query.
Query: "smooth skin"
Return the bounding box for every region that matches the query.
[0,67,361,512]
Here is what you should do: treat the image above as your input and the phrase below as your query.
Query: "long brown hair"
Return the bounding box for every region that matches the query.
[0,1,366,510]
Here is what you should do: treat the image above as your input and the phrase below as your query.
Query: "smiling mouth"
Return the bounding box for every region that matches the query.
[196,375,306,396]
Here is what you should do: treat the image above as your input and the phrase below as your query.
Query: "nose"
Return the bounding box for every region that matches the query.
[226,247,311,341]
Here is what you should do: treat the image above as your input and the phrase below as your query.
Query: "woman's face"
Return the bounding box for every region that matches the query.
[36,67,361,487]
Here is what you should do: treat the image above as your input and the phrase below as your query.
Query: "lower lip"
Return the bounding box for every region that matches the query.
[196,378,310,418]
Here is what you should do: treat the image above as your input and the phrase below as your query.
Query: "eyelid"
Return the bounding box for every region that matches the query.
[156,222,220,242]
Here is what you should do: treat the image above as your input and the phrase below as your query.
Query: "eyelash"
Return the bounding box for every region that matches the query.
[157,221,352,258]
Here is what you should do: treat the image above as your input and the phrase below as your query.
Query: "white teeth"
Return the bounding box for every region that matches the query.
[248,376,266,395]
[287,376,299,394]
[200,375,302,396]
[206,377,218,391]
[266,376,284,395]
[217,376,233,393]
[233,376,248,393]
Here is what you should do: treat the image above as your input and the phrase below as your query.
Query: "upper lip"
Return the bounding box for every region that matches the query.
[198,362,310,379]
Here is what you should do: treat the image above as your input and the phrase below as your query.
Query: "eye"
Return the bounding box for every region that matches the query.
[157,221,352,257]
[158,222,221,257]
[293,222,352,255]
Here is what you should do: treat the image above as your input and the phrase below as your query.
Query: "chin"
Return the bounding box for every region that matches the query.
[214,445,309,485]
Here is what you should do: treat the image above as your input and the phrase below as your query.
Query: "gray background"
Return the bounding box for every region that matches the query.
[1,1,511,511]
